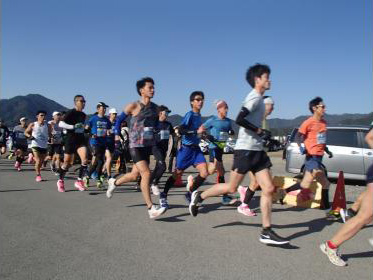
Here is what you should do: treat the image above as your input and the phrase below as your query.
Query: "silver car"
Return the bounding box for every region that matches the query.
[285,126,373,180]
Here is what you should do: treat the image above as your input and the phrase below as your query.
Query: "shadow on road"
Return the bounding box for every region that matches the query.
[0,188,41,192]
[344,250,373,260]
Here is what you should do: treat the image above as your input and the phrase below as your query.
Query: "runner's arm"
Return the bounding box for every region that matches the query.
[235,107,261,134]
[24,123,34,138]
[59,121,74,130]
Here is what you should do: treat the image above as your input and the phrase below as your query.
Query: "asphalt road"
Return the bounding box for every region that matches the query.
[0,152,372,280]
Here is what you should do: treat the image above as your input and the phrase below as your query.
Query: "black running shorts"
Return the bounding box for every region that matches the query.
[14,144,28,152]
[231,150,272,174]
[209,147,223,163]
[64,135,87,155]
[366,163,373,184]
[32,147,48,155]
[48,144,63,156]
[129,147,152,164]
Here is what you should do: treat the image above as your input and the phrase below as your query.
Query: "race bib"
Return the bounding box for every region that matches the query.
[317,132,326,144]
[143,127,154,140]
[160,130,170,140]
[96,128,107,137]
[219,131,228,141]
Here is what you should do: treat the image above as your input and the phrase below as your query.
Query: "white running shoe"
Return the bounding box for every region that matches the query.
[151,184,160,196]
[106,178,117,199]
[320,242,346,267]
[148,204,167,219]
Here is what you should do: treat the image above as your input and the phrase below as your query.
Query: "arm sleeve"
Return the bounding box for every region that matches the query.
[59,121,74,130]
[114,112,127,136]
[235,107,259,132]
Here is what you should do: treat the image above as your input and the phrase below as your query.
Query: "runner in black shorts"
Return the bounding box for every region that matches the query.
[189,64,289,245]
[104,107,118,180]
[13,117,28,171]
[0,119,10,155]
[106,77,167,219]
[48,111,64,174]
[56,95,88,192]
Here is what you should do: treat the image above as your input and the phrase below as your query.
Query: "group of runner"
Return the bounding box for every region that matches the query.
[0,64,371,267]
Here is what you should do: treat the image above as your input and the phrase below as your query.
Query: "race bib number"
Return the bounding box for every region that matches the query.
[18,133,26,139]
[219,131,228,141]
[96,128,107,137]
[160,130,170,140]
[317,132,326,144]
[143,127,154,140]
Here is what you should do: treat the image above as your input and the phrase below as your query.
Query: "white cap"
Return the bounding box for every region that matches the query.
[264,96,274,105]
[52,111,61,117]
[20,117,27,122]
[109,108,118,114]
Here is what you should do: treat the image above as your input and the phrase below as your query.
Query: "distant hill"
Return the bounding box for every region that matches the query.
[0,94,68,126]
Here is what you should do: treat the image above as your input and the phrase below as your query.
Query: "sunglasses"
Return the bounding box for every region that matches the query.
[194,98,204,102]
[77,100,86,103]
[316,105,326,109]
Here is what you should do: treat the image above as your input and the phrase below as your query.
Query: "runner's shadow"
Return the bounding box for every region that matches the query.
[156,213,190,223]
[0,188,41,192]
[344,250,373,260]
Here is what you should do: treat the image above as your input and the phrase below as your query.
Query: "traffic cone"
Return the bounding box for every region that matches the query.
[331,171,347,213]
[174,173,184,187]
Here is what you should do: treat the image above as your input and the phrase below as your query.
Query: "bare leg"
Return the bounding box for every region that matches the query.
[255,169,275,228]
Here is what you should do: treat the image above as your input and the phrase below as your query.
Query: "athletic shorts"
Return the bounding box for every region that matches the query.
[176,145,206,171]
[106,141,115,153]
[32,147,48,155]
[231,150,272,174]
[209,147,223,163]
[304,155,324,173]
[366,163,373,184]
[90,144,106,157]
[129,147,152,164]
[64,135,87,155]
[14,143,28,152]
[48,144,63,156]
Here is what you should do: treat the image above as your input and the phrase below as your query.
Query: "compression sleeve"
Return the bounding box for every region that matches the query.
[235,107,259,132]
[114,112,127,136]
[59,121,74,130]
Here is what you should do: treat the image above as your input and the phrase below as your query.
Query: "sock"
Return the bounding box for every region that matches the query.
[218,176,225,183]
[78,164,88,180]
[243,188,256,205]
[190,175,206,192]
[262,226,271,232]
[327,240,337,249]
[348,208,357,216]
[285,182,302,193]
[58,167,67,180]
[196,191,204,203]
[163,176,175,195]
[321,189,330,209]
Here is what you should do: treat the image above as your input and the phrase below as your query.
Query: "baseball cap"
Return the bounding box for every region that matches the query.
[263,96,274,105]
[216,100,228,110]
[53,111,61,117]
[158,105,171,114]
[20,117,27,122]
[109,108,118,114]
[97,102,109,108]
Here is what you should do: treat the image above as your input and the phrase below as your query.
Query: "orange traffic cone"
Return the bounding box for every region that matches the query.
[174,173,184,187]
[331,171,347,213]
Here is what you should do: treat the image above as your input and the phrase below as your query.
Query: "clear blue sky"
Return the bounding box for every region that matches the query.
[2,0,372,119]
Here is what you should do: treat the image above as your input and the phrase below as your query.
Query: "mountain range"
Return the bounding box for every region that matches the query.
[0,94,371,135]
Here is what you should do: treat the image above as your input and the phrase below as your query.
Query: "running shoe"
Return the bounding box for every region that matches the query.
[237,185,247,203]
[151,184,160,196]
[189,190,201,217]
[339,209,348,223]
[148,204,167,219]
[259,228,290,245]
[74,180,86,191]
[57,179,65,192]
[326,209,340,221]
[14,161,20,171]
[96,180,103,190]
[319,242,346,266]
[27,153,34,164]
[221,195,234,205]
[186,175,194,192]
[159,192,169,209]
[106,178,117,198]
[184,191,192,203]
[83,176,90,188]
[50,163,57,174]
[35,175,42,182]
[237,204,256,217]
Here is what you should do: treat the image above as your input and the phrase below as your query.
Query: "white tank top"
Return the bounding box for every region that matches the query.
[31,121,49,149]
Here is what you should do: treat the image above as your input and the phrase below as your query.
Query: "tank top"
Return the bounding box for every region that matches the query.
[49,121,63,144]
[129,102,158,148]
[31,121,49,149]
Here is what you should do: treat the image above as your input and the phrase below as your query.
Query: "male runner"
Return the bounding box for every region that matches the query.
[202,100,235,205]
[160,91,209,208]
[106,77,166,219]
[104,107,118,180]
[278,97,334,217]
[86,102,111,189]
[57,95,88,192]
[320,125,373,266]
[150,105,174,195]
[189,64,289,245]
[13,117,29,171]
[48,111,64,174]
[0,119,10,155]
[25,110,51,182]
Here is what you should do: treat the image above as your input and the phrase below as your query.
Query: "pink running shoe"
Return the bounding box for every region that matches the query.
[186,175,194,192]
[14,161,20,170]
[35,175,42,182]
[57,179,65,192]
[237,204,256,217]
[27,153,33,164]
[237,185,248,203]
[74,180,86,191]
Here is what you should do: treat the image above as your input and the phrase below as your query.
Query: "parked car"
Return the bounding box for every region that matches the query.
[285,125,373,180]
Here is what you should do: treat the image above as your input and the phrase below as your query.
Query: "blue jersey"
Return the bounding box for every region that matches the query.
[87,115,111,146]
[180,111,202,146]
[203,116,233,149]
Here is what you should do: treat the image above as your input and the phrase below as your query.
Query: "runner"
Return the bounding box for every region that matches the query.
[48,111,64,174]
[0,119,10,156]
[85,102,111,189]
[320,125,373,266]
[24,110,51,182]
[149,105,174,196]
[278,97,335,218]
[56,95,89,192]
[106,77,166,219]
[13,117,29,171]
[104,107,118,180]
[189,64,289,245]
[160,91,209,208]
[237,96,274,216]
[202,100,235,205]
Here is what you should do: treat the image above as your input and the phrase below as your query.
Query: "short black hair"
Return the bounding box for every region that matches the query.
[309,97,323,113]
[246,64,271,88]
[74,95,85,102]
[189,91,205,108]
[36,110,47,116]
[136,77,154,95]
